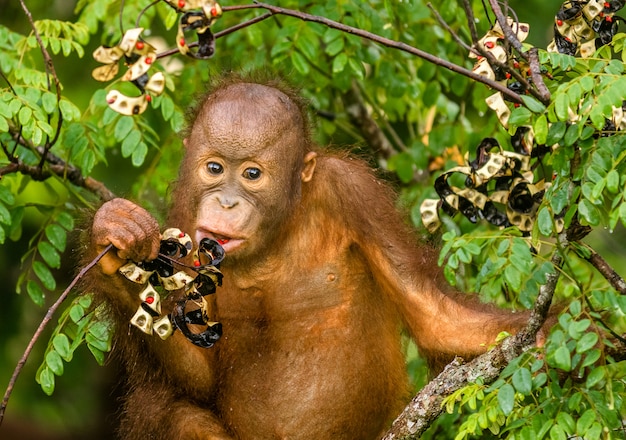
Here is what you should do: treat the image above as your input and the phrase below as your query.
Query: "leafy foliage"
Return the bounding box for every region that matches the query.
[36,294,113,396]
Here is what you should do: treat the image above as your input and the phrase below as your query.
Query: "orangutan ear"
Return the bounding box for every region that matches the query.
[301,151,317,183]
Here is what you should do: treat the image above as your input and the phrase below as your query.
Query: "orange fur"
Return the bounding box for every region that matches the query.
[85,75,532,439]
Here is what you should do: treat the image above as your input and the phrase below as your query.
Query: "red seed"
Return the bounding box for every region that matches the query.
[136,41,144,50]
[178,0,185,7]
[194,260,201,267]
[557,19,563,26]
[145,296,154,304]
[146,95,152,102]
[485,41,495,49]
[211,7,218,16]
[180,38,186,46]
[145,57,153,64]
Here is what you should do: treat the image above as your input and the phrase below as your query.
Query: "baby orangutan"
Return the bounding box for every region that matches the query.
[87,75,537,439]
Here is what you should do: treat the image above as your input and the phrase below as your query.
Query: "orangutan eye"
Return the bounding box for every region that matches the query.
[243,167,262,180]
[207,162,224,175]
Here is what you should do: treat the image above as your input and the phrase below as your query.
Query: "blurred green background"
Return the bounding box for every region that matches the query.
[0,1,622,439]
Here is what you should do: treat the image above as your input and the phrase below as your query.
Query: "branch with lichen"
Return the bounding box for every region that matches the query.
[382,249,562,439]
[1,136,115,202]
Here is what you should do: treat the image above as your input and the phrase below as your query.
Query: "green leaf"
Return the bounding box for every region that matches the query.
[606,169,620,193]
[512,368,532,395]
[161,95,174,121]
[18,105,33,126]
[38,241,61,269]
[78,294,92,309]
[497,383,515,415]
[585,366,605,388]
[504,265,522,291]
[52,333,72,361]
[577,409,596,434]
[45,224,67,251]
[291,51,310,75]
[556,412,575,433]
[55,211,74,231]
[578,199,601,226]
[88,321,110,342]
[131,141,148,167]
[332,53,348,74]
[41,92,57,114]
[553,346,572,371]
[45,350,64,376]
[546,121,566,145]
[579,75,594,92]
[37,367,55,395]
[0,185,13,205]
[554,93,569,121]
[581,348,601,368]
[537,206,552,235]
[32,260,56,290]
[0,203,10,225]
[114,116,134,141]
[563,123,581,147]
[27,280,45,306]
[69,303,85,323]
[521,95,546,113]
[508,106,532,126]
[163,7,178,29]
[533,114,548,145]
[549,424,567,440]
[348,58,364,80]
[59,99,81,121]
[88,344,106,366]
[121,130,141,157]
[586,423,602,440]
[325,37,344,56]
[86,329,110,351]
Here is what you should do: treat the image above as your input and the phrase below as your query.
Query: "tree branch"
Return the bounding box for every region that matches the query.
[1,140,116,202]
[156,10,274,60]
[243,2,523,104]
[485,0,550,104]
[585,246,626,295]
[341,82,397,160]
[383,250,563,439]
[18,0,64,165]
[0,245,113,426]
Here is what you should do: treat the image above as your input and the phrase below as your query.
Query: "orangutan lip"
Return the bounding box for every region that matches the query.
[195,228,242,253]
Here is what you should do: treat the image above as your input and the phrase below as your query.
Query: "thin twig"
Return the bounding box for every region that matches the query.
[585,246,626,295]
[487,0,526,58]
[483,3,549,105]
[0,143,116,202]
[18,0,64,168]
[427,3,473,53]
[156,11,274,59]
[0,244,114,426]
[462,0,480,44]
[250,2,523,104]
